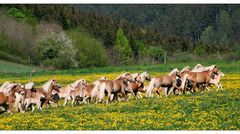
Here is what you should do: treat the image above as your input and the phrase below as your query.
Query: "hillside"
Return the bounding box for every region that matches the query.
[0,5,239,70]
[0,60,41,74]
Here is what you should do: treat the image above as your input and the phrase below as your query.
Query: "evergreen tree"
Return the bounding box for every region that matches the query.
[114,28,132,65]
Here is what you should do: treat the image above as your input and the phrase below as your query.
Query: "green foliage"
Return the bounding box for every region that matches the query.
[66,28,107,68]
[37,31,77,69]
[7,7,27,21]
[194,43,206,56]
[147,46,166,63]
[114,28,132,65]
[201,26,216,46]
[6,7,37,25]
[219,33,230,51]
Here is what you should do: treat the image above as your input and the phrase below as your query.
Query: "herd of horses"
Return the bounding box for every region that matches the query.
[0,63,224,114]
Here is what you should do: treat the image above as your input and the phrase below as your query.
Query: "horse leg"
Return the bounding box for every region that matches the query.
[121,87,128,102]
[31,104,35,112]
[146,78,155,98]
[156,88,161,98]
[128,88,137,100]
[137,92,142,99]
[106,93,111,105]
[63,96,70,106]
[37,101,42,111]
[191,82,196,93]
[167,87,174,96]
[219,83,223,90]
[25,99,30,111]
[71,96,76,107]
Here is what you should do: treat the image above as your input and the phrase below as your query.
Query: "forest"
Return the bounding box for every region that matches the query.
[0,4,239,69]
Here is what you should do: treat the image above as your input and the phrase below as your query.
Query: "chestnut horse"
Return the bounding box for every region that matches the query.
[0,84,26,113]
[94,74,132,104]
[179,66,218,93]
[24,79,60,112]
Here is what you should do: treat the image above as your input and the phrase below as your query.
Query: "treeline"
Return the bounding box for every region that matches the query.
[0,5,239,70]
[76,5,240,57]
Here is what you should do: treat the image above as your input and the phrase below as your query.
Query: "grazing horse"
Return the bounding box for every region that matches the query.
[145,68,180,98]
[58,79,87,106]
[24,79,60,112]
[0,84,26,113]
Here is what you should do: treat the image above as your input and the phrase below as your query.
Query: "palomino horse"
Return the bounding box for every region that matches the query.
[145,68,180,98]
[58,79,87,106]
[94,74,132,104]
[179,66,218,93]
[0,84,26,113]
[79,77,109,104]
[24,79,60,112]
[90,77,108,103]
[191,64,219,73]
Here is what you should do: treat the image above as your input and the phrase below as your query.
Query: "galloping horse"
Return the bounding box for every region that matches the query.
[94,74,132,104]
[205,71,225,92]
[24,79,60,112]
[57,79,87,106]
[0,84,26,113]
[146,68,180,98]
[179,65,218,93]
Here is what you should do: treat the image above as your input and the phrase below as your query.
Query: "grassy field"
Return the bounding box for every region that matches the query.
[0,60,239,130]
[0,60,41,74]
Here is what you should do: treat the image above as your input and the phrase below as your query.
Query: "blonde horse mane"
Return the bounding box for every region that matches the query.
[115,72,131,80]
[42,79,54,92]
[168,68,179,76]
[192,64,202,70]
[180,66,191,74]
[0,81,11,91]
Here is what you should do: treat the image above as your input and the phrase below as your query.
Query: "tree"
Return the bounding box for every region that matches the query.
[200,26,217,46]
[37,31,77,69]
[147,46,166,63]
[114,28,132,65]
[217,10,232,50]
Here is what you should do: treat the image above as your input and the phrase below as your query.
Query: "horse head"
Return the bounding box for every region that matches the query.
[213,65,219,74]
[142,71,151,81]
[134,74,142,82]
[169,68,180,78]
[12,84,26,96]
